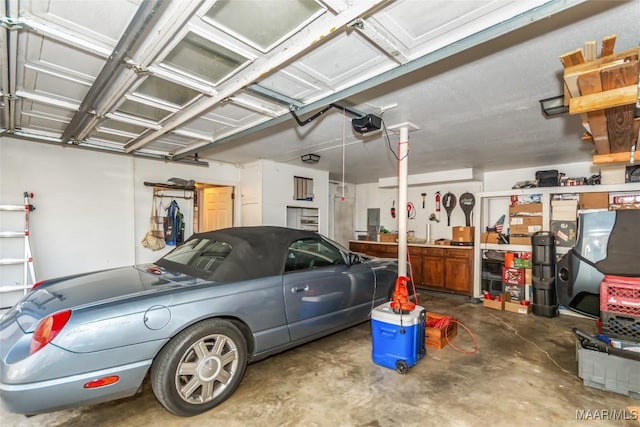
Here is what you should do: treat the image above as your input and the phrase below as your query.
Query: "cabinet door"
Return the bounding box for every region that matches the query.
[422,256,445,288]
[409,254,423,286]
[445,249,472,295]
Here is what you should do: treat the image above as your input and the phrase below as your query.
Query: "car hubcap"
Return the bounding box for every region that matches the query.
[175,334,239,404]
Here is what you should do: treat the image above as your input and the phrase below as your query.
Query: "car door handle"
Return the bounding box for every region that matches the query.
[291,285,309,293]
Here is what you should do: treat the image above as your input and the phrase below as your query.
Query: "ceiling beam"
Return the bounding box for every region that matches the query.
[172,0,589,161]
[124,0,391,154]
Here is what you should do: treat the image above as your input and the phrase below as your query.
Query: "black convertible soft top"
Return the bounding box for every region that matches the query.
[159,226,325,282]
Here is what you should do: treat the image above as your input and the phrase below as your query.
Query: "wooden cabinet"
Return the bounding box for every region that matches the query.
[422,254,445,289]
[445,250,472,293]
[349,241,473,295]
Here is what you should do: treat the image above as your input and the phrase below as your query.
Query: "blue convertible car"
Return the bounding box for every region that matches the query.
[0,226,398,416]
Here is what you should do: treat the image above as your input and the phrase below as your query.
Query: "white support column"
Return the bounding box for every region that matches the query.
[397,127,408,277]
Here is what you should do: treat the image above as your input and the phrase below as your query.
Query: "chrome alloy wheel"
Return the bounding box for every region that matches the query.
[174,333,239,404]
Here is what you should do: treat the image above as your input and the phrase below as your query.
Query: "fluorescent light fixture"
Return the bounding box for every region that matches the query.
[378,168,474,188]
[301,153,320,163]
[539,95,569,117]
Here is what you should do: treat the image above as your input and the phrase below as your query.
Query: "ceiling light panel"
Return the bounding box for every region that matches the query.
[161,31,252,86]
[202,0,325,53]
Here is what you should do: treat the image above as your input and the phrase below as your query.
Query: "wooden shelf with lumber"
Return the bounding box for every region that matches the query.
[560,35,639,166]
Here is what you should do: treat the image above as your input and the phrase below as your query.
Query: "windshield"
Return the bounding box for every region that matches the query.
[156,238,232,277]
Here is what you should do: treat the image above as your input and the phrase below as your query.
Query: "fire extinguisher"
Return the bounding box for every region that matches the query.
[435,192,441,221]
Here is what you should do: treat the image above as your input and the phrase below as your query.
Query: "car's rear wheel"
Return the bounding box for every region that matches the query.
[150,319,248,416]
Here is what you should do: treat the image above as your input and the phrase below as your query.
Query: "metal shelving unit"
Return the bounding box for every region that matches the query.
[472,182,640,297]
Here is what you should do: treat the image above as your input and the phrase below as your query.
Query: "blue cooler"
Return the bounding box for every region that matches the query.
[371,302,426,374]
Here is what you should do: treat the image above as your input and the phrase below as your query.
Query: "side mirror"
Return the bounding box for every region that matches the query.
[348,252,361,265]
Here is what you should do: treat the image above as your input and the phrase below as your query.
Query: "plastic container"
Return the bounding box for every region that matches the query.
[600,311,640,342]
[600,275,640,317]
[577,341,640,398]
[532,276,558,317]
[371,302,425,374]
[531,231,555,279]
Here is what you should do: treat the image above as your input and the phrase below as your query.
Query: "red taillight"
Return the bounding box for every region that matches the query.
[30,310,72,354]
[32,280,46,290]
[84,376,119,389]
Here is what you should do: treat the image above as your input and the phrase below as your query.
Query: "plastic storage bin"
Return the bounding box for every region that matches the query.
[371,302,425,374]
[577,342,640,398]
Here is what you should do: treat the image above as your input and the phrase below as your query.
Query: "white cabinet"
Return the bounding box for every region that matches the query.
[287,207,319,232]
[472,183,640,297]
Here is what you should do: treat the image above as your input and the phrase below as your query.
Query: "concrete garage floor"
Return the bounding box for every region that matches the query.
[2,291,638,427]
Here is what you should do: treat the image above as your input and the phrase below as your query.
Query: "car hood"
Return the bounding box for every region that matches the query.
[6,265,203,332]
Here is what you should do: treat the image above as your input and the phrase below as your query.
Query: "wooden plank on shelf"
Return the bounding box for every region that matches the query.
[564,59,625,98]
[559,48,585,68]
[584,41,597,61]
[577,69,610,154]
[600,34,616,57]
[581,132,594,144]
[569,85,637,115]
[593,150,639,165]
[563,47,639,98]
[601,60,639,153]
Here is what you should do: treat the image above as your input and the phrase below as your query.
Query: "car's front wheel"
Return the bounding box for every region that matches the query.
[150,319,248,416]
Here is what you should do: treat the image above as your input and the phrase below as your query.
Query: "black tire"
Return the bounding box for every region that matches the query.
[150,319,248,416]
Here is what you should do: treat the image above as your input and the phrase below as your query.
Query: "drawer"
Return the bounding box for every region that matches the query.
[446,249,472,259]
[424,248,446,257]
[409,247,429,256]
[379,245,397,254]
[349,243,368,252]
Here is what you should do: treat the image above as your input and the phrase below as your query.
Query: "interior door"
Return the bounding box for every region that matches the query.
[201,187,233,231]
[283,238,374,342]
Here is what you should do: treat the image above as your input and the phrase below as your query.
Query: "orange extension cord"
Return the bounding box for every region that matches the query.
[427,316,479,355]
[409,247,479,355]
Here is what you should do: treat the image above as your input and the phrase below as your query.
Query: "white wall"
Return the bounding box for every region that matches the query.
[355,181,483,242]
[483,161,598,191]
[0,137,240,284]
[248,159,330,236]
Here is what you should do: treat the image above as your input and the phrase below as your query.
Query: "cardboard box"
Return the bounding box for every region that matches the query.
[509,203,542,215]
[483,294,505,310]
[502,267,525,285]
[580,192,609,210]
[509,224,542,235]
[425,312,458,350]
[503,283,526,301]
[504,299,532,314]
[525,268,532,285]
[452,226,474,243]
[550,220,577,247]
[600,165,626,185]
[551,200,578,221]
[378,233,398,243]
[509,216,543,226]
[509,236,532,245]
[481,231,500,244]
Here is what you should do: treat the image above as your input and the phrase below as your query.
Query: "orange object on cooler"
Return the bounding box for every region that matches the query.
[390,276,416,313]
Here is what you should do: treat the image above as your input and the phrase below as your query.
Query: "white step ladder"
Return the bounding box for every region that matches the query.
[0,192,36,307]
